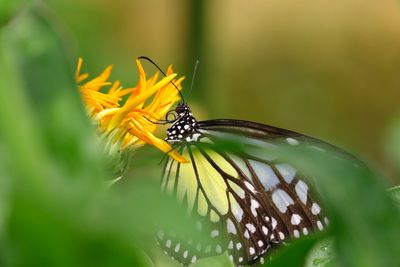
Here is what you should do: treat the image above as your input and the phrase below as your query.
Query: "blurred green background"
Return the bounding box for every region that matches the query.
[1,0,400,267]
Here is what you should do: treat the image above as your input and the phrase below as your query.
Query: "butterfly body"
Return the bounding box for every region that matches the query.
[166,105,201,143]
[159,104,331,266]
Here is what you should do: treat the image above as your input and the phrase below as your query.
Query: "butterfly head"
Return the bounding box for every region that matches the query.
[175,102,189,116]
[165,103,199,143]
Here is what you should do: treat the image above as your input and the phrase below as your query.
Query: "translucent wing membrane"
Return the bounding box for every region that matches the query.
[158,119,335,266]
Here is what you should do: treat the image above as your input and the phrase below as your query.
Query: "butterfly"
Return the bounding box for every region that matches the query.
[155,102,349,266]
[137,57,351,266]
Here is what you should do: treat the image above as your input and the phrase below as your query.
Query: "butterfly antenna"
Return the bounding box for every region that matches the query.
[137,56,185,103]
[186,60,199,104]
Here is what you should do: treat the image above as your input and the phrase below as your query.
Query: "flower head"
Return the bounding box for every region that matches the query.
[76,58,187,165]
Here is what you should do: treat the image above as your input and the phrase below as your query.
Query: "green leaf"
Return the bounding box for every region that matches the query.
[0,3,151,266]
[389,185,400,208]
[264,236,319,267]
[305,238,335,267]
[0,0,29,27]
[193,253,234,267]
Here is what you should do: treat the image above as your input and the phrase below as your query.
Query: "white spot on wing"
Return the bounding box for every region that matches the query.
[250,199,260,217]
[244,230,250,239]
[211,230,219,238]
[271,217,277,229]
[185,133,201,142]
[303,228,309,235]
[291,214,302,225]
[249,160,280,190]
[295,180,309,205]
[232,202,244,222]
[272,189,294,213]
[293,229,300,238]
[287,137,299,145]
[244,181,256,193]
[279,231,285,240]
[311,203,321,215]
[246,223,256,233]
[249,247,255,255]
[262,226,269,235]
[317,220,324,230]
[227,218,237,235]
[275,163,296,184]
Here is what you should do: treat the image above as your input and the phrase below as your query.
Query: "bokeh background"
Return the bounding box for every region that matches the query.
[50,0,400,184]
[2,1,400,267]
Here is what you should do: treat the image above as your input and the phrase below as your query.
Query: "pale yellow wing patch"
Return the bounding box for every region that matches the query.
[194,149,228,215]
[175,149,198,212]
[197,191,208,216]
[165,146,240,218]
[203,149,238,178]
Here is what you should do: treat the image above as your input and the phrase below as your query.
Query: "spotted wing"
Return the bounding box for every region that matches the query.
[158,119,345,266]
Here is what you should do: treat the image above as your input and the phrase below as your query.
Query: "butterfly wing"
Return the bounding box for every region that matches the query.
[158,119,347,266]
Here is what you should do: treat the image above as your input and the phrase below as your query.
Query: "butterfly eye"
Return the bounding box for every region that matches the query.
[175,104,185,114]
[165,110,177,122]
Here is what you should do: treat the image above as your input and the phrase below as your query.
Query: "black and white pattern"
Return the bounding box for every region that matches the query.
[165,105,201,143]
[158,103,338,266]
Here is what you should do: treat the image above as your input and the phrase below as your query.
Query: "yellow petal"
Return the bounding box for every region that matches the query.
[107,73,177,131]
[128,119,188,163]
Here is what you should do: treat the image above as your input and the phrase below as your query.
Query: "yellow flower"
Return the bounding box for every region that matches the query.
[76,57,187,163]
